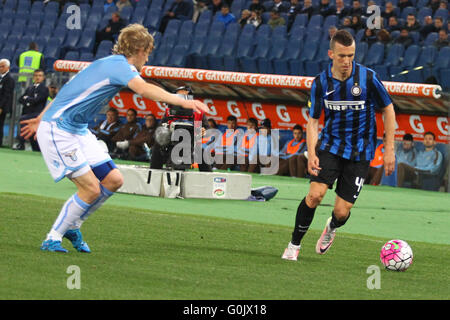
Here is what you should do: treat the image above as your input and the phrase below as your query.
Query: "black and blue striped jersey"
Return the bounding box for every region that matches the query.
[308,61,392,161]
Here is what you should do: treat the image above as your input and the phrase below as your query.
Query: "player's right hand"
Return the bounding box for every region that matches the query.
[307,153,321,176]
[20,117,40,140]
[182,99,210,114]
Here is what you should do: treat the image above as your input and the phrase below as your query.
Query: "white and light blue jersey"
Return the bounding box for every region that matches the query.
[42,55,141,135]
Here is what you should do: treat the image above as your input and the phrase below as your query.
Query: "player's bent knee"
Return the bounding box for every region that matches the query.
[104,169,123,192]
[306,191,325,207]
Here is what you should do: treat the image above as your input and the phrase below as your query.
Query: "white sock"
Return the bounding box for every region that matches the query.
[70,184,114,229]
[47,193,91,240]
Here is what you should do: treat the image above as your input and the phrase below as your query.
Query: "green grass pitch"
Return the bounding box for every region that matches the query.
[0,148,449,300]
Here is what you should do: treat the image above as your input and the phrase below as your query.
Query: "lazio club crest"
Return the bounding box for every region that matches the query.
[63,149,78,162]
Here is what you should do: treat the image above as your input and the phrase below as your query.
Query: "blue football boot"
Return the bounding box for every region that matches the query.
[40,239,68,253]
[64,229,91,253]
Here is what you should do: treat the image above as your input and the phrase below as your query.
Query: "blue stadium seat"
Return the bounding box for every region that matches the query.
[164,19,182,38]
[424,32,438,46]
[130,6,147,24]
[273,39,302,75]
[95,40,113,59]
[152,43,172,66]
[207,23,240,70]
[384,43,404,67]
[185,35,208,67]
[53,27,68,46]
[254,24,272,42]
[400,44,420,69]
[323,15,338,31]
[307,14,324,32]
[79,52,94,62]
[354,28,365,43]
[209,20,225,39]
[144,8,162,32]
[3,0,17,11]
[149,0,164,11]
[231,0,244,18]
[198,9,213,25]
[43,38,61,69]
[104,5,119,18]
[355,41,368,64]
[417,7,433,24]
[291,13,308,28]
[409,31,420,45]
[63,30,82,49]
[192,35,221,69]
[167,45,188,68]
[372,65,390,81]
[258,38,287,74]
[272,25,287,41]
[400,6,416,20]
[431,46,450,75]
[304,60,321,76]
[41,11,58,29]
[120,5,134,23]
[439,68,450,90]
[34,36,47,53]
[433,8,448,20]
[298,40,318,63]
[364,42,385,67]
[193,19,210,38]
[9,24,25,38]
[304,26,322,44]
[0,47,15,62]
[240,37,271,73]
[416,45,437,68]
[65,51,80,61]
[288,25,306,42]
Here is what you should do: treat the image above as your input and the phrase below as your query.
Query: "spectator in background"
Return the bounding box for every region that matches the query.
[104,0,116,13]
[207,118,218,129]
[268,8,286,29]
[209,0,224,16]
[327,25,338,40]
[397,132,443,188]
[15,69,48,151]
[239,9,251,27]
[366,135,385,185]
[361,28,377,46]
[95,12,125,52]
[395,28,414,47]
[349,0,363,17]
[0,59,15,148]
[257,118,277,172]
[299,0,314,19]
[192,0,209,23]
[216,4,236,27]
[247,10,263,28]
[351,14,364,32]
[248,0,264,14]
[111,108,141,159]
[420,16,436,40]
[116,0,132,12]
[405,14,420,32]
[428,0,441,13]
[159,0,192,33]
[397,0,413,13]
[387,16,401,32]
[434,29,450,49]
[396,133,417,168]
[287,0,302,30]
[90,107,122,152]
[438,0,448,11]
[382,2,397,20]
[46,82,59,105]
[377,29,393,54]
[17,42,45,85]
[434,17,445,33]
[214,115,238,170]
[128,113,158,161]
[316,0,336,18]
[237,117,259,172]
[341,16,352,29]
[335,0,350,20]
[277,124,307,177]
[268,0,290,13]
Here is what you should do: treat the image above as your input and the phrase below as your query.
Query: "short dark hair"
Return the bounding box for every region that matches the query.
[403,133,413,141]
[34,69,44,74]
[424,131,436,140]
[247,117,258,127]
[227,115,237,122]
[330,29,354,50]
[293,124,303,132]
[127,108,137,116]
[29,42,38,50]
[207,118,218,128]
[107,107,119,115]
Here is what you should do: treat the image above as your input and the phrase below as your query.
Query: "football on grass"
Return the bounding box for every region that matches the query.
[380,239,413,271]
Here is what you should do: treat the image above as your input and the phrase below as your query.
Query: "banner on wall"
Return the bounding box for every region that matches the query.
[109,91,449,143]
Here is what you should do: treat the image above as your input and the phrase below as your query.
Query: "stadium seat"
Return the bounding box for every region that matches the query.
[34,36,47,53]
[120,5,134,23]
[209,20,225,39]
[207,24,240,70]
[255,24,272,42]
[291,13,308,28]
[164,19,182,38]
[192,36,221,69]
[354,29,365,43]
[364,42,385,67]
[149,0,165,12]
[372,65,390,81]
[41,11,58,29]
[0,47,14,62]
[355,41,368,64]
[307,14,324,32]
[197,9,212,25]
[95,40,113,59]
[304,60,322,76]
[52,27,68,46]
[258,38,287,74]
[63,30,82,50]
[144,8,162,32]
[193,19,210,38]
[130,6,147,25]
[272,25,287,41]
[231,0,244,18]
[3,0,17,11]
[433,8,448,20]
[400,44,420,69]
[273,40,302,75]
[167,45,187,68]
[298,40,319,63]
[185,35,207,67]
[400,6,416,20]
[304,26,322,44]
[323,15,338,32]
[416,45,437,69]
[431,46,450,75]
[424,32,439,46]
[417,7,433,24]
[65,51,80,61]
[384,43,404,67]
[440,68,450,90]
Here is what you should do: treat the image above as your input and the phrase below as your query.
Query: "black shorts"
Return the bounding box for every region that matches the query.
[310,150,370,204]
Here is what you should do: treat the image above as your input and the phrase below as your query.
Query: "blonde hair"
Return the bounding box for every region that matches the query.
[113,24,154,57]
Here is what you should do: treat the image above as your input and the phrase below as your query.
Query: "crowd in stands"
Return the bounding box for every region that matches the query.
[0,0,448,87]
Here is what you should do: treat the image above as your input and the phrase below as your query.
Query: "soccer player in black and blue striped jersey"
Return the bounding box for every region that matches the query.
[282,30,396,261]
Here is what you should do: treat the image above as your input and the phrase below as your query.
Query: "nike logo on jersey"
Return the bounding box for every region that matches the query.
[325,90,335,96]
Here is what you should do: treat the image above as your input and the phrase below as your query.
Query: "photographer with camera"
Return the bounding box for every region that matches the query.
[150,86,212,171]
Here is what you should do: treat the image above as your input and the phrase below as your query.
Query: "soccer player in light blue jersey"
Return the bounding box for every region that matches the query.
[21,24,209,253]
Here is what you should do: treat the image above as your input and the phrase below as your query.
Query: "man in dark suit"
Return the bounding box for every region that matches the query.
[0,59,15,147]
[14,69,49,151]
[95,12,126,53]
[159,0,193,33]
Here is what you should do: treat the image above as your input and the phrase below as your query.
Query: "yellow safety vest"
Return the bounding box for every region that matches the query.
[18,50,43,82]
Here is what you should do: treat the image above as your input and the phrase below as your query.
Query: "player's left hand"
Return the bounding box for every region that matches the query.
[182,100,209,114]
[384,150,395,176]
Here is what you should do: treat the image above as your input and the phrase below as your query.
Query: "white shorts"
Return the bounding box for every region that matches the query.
[37,121,112,182]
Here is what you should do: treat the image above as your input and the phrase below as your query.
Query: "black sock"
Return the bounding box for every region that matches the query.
[291,197,316,246]
[329,211,351,229]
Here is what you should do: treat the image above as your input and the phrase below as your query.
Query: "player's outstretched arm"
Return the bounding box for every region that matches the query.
[382,103,396,176]
[20,100,54,140]
[128,77,209,114]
